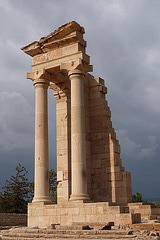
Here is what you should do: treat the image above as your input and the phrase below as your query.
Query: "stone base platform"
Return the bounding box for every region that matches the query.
[28,201,141,228]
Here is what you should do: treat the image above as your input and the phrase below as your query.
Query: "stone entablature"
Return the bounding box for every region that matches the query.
[22,21,132,228]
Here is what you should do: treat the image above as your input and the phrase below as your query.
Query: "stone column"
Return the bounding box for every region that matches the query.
[32,78,51,203]
[68,69,89,201]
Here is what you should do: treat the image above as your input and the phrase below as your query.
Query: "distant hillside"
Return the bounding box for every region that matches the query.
[144,197,160,203]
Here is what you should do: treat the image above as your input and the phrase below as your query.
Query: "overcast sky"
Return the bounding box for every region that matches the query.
[0,0,160,200]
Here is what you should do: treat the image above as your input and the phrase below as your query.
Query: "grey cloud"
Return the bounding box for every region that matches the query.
[0,0,160,198]
[117,130,158,160]
[0,91,33,134]
[0,92,34,151]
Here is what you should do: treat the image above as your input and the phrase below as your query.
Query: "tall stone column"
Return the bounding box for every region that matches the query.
[32,78,51,203]
[68,69,89,201]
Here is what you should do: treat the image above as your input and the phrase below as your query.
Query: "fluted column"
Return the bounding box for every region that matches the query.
[68,69,89,201]
[32,78,51,203]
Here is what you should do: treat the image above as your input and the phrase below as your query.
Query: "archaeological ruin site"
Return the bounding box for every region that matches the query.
[17,22,160,232]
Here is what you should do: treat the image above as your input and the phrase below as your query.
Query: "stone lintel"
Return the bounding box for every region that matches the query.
[32,43,86,66]
[51,72,68,83]
[21,21,85,57]
[32,51,90,73]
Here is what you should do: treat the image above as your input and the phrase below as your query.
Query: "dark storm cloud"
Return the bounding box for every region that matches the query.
[0,92,33,134]
[0,0,159,198]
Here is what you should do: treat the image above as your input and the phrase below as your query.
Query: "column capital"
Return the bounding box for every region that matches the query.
[27,68,50,81]
[27,69,50,86]
[68,69,85,78]
[60,58,93,74]
[33,78,50,87]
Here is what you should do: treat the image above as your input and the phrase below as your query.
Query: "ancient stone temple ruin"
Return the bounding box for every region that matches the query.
[22,21,135,228]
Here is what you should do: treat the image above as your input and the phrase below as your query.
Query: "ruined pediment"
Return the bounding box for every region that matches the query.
[21,21,86,57]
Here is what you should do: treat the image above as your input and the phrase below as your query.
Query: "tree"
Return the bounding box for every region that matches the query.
[132,192,144,203]
[49,169,57,204]
[0,164,32,213]
[0,164,57,213]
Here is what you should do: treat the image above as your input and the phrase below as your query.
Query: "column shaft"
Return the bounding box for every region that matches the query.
[33,79,50,203]
[69,70,89,201]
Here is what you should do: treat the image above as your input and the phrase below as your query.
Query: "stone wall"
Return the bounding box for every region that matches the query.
[0,213,27,226]
[88,75,132,205]
[53,81,71,205]
[128,203,160,222]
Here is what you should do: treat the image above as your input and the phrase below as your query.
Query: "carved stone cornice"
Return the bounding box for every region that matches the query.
[21,21,85,57]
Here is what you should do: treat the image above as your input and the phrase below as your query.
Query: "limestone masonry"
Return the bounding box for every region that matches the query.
[21,21,136,228]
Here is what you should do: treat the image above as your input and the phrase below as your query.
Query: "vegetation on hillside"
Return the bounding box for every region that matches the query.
[132,192,160,207]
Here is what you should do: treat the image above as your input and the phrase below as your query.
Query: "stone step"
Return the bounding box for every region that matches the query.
[0,228,137,240]
[1,236,137,240]
[1,233,136,238]
[1,238,137,240]
[1,228,133,235]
